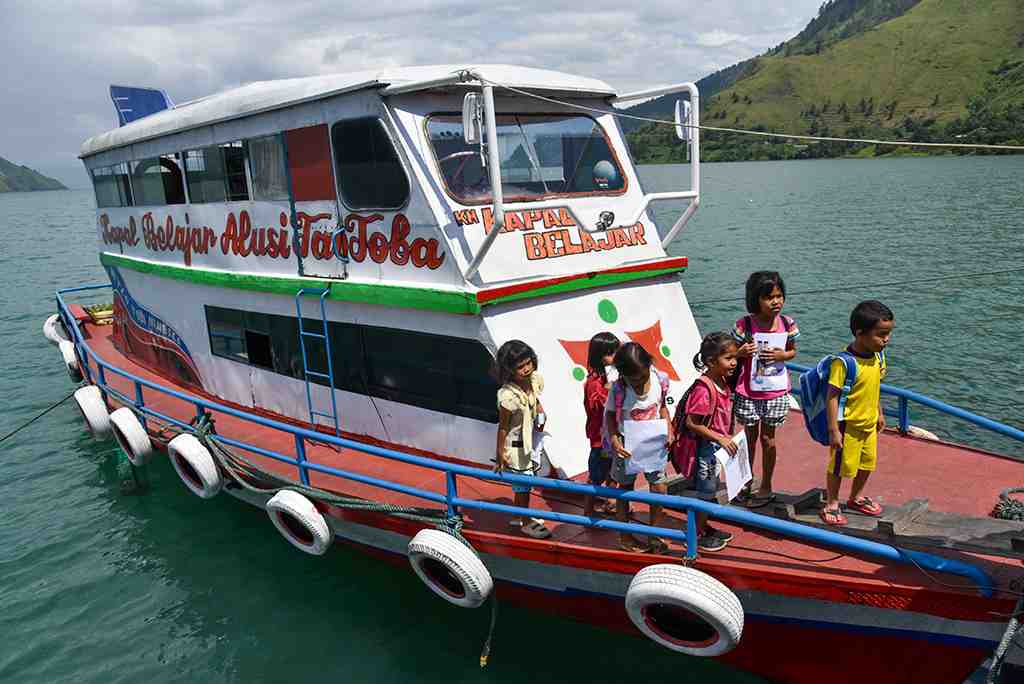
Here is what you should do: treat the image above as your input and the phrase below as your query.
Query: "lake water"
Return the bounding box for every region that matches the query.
[1,156,1021,683]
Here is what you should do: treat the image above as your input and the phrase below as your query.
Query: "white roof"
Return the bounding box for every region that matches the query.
[80,64,616,157]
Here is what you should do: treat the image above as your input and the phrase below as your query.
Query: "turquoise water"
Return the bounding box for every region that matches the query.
[1,156,1021,683]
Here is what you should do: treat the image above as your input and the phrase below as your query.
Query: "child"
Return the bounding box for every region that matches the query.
[683,332,740,552]
[494,339,551,539]
[583,332,621,517]
[605,342,672,553]
[732,271,800,507]
[821,300,895,526]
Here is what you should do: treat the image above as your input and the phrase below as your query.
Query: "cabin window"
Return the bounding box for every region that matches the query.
[248,135,290,201]
[92,163,133,207]
[204,306,497,422]
[426,113,626,204]
[184,142,249,203]
[331,118,409,209]
[131,154,186,206]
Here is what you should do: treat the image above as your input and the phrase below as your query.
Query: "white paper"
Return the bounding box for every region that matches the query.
[714,431,752,502]
[530,429,547,466]
[622,419,669,475]
[750,331,789,392]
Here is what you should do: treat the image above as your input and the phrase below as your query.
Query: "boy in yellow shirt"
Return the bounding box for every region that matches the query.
[821,301,895,526]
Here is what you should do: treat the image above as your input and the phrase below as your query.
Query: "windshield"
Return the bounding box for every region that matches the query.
[427,113,626,204]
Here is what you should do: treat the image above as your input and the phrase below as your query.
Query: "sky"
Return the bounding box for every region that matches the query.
[1,1,824,188]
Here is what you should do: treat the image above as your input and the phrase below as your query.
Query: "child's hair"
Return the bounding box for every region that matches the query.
[613,342,653,379]
[692,332,738,372]
[850,300,894,335]
[745,271,787,314]
[493,340,538,385]
[587,332,621,381]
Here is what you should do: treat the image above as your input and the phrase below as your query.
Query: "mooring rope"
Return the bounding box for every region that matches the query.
[992,488,1024,521]
[179,413,500,666]
[470,73,1024,152]
[0,391,76,444]
[987,593,1024,684]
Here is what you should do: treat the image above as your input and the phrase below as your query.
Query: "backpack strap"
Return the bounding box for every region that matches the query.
[613,378,626,428]
[834,352,859,421]
[657,370,670,408]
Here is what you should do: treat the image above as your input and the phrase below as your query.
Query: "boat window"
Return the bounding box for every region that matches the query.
[426,113,626,204]
[184,142,249,203]
[330,118,410,209]
[131,154,186,206]
[204,306,498,422]
[92,163,133,208]
[248,135,290,201]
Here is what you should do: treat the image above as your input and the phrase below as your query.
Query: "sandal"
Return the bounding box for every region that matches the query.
[847,496,883,516]
[618,534,648,552]
[594,499,616,515]
[745,492,776,509]
[819,507,848,527]
[645,537,669,555]
[520,518,552,539]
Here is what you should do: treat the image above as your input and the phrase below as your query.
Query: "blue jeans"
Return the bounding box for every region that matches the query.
[695,441,719,501]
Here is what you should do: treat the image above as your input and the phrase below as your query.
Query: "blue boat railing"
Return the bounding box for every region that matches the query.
[56,284,997,597]
[785,362,1024,445]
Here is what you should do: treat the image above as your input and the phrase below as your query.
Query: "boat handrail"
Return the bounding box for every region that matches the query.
[785,362,1024,445]
[57,284,995,597]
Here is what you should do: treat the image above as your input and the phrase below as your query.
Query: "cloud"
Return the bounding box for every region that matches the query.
[0,0,823,187]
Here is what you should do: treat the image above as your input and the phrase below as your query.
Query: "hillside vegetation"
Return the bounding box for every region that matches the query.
[0,156,66,192]
[626,0,1024,162]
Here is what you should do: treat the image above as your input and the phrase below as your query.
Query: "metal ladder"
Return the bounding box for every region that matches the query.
[294,288,341,438]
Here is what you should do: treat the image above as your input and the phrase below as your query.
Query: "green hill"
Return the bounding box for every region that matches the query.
[0,156,67,192]
[627,0,1024,162]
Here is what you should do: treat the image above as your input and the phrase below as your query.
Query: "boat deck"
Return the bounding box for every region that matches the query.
[78,317,1024,600]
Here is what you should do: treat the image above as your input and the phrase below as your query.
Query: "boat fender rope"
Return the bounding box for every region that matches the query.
[991,488,1024,521]
[180,415,500,666]
[987,591,1024,684]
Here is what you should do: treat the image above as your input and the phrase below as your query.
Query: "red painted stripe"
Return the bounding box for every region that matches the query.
[476,256,689,304]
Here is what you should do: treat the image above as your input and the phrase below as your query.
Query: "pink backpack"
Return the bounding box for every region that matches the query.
[669,375,719,478]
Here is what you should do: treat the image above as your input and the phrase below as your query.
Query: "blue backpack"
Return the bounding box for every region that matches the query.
[798,352,859,445]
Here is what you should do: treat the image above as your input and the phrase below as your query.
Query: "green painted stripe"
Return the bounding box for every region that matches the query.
[100,253,481,315]
[477,266,686,307]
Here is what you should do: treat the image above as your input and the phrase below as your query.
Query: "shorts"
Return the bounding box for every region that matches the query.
[828,423,877,478]
[694,441,720,501]
[588,446,613,485]
[733,393,790,427]
[611,455,666,488]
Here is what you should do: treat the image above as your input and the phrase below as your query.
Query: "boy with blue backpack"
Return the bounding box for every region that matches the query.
[799,301,894,526]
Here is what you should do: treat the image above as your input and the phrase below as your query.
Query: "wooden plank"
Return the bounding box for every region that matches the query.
[876,498,930,536]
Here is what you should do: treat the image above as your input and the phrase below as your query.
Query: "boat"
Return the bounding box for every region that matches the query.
[47,65,1024,683]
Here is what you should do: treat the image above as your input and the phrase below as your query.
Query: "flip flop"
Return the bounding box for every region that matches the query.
[847,496,883,516]
[619,534,648,553]
[819,507,848,526]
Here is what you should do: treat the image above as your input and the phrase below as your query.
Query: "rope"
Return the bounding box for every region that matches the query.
[987,594,1024,684]
[181,414,500,666]
[992,488,1024,521]
[687,267,1024,306]
[470,72,1024,152]
[0,391,76,444]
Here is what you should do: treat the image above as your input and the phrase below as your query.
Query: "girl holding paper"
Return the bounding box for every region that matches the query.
[732,271,800,507]
[605,343,673,553]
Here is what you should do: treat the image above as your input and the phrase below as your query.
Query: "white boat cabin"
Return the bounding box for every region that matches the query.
[80,65,705,477]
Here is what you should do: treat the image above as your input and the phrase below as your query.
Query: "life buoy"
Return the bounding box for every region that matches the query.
[59,340,83,383]
[108,407,153,466]
[407,528,492,608]
[43,314,69,346]
[625,564,743,656]
[167,434,222,499]
[266,490,332,556]
[73,385,110,438]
